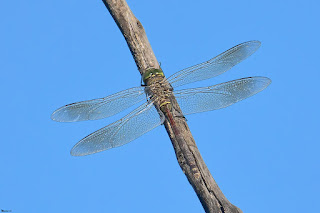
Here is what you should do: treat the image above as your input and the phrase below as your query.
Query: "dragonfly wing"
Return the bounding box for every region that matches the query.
[70,100,165,156]
[167,41,261,88]
[51,87,147,122]
[174,77,271,115]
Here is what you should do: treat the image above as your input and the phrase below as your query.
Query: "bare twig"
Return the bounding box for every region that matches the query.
[102,0,242,212]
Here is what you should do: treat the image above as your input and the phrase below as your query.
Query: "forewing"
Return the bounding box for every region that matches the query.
[167,41,261,88]
[174,77,271,115]
[51,87,146,122]
[70,101,165,156]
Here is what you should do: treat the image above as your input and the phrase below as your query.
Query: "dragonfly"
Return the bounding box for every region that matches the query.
[52,41,271,156]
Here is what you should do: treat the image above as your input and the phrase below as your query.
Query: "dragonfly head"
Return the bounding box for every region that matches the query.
[142,68,164,85]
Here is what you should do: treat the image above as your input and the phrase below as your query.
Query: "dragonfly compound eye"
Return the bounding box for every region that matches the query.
[142,68,164,84]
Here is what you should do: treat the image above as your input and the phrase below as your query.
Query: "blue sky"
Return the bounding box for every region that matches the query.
[1,0,319,212]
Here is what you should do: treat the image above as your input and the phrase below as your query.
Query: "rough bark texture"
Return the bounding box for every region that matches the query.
[102,0,243,212]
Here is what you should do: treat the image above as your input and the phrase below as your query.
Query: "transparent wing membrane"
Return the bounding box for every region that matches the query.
[167,41,261,88]
[70,101,165,156]
[51,87,146,122]
[51,41,271,156]
[174,77,271,115]
[52,41,261,123]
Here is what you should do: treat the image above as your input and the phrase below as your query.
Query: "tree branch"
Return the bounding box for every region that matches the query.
[102,0,242,212]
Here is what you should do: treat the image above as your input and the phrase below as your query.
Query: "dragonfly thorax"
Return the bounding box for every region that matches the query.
[144,69,173,112]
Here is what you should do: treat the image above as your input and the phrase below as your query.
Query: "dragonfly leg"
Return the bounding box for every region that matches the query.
[140,77,146,86]
[173,110,186,120]
[171,104,186,120]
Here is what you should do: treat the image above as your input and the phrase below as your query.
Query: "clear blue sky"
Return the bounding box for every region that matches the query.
[1,0,319,212]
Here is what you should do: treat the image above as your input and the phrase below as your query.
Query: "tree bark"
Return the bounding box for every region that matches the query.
[102,1,243,212]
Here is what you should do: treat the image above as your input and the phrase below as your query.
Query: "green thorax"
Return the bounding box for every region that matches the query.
[142,68,164,84]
